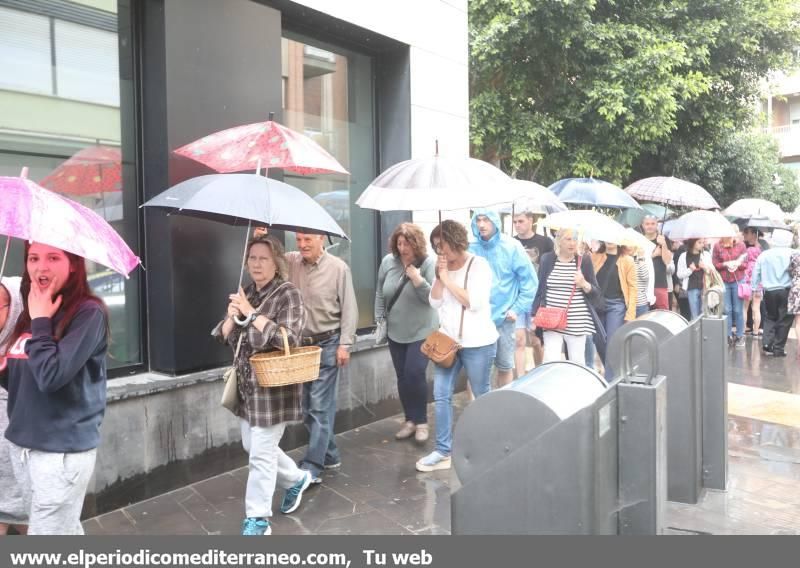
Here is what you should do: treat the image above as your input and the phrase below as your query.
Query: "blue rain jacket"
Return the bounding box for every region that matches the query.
[468,209,538,326]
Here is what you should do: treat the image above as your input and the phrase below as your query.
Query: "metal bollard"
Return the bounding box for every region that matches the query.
[616,328,667,535]
[701,289,728,491]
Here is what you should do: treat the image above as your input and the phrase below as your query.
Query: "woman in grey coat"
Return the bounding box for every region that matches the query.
[375,223,438,443]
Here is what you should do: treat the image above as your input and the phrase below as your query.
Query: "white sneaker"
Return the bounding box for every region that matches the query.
[415,451,451,472]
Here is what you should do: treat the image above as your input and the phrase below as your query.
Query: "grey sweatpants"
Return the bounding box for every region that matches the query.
[9,444,96,535]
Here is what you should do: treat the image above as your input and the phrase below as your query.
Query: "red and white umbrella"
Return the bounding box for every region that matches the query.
[174,117,349,176]
[39,145,121,195]
[625,176,719,210]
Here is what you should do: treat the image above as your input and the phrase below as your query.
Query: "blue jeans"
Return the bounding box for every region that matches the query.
[300,335,341,477]
[494,320,515,371]
[433,343,496,457]
[723,281,744,338]
[687,288,703,320]
[635,304,650,318]
[387,338,429,425]
[599,298,627,379]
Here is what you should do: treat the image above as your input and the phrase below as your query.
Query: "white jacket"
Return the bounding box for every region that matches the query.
[676,250,712,290]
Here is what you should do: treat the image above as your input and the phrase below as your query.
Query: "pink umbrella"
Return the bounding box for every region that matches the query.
[0,174,140,278]
[174,116,349,176]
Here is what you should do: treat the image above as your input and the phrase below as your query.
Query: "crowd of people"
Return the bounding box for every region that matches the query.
[3,209,800,536]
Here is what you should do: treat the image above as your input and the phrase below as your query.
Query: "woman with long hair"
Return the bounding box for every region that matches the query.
[212,235,312,536]
[0,243,109,535]
[375,223,438,443]
[677,238,712,319]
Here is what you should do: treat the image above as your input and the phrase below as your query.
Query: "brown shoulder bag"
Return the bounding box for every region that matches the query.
[421,257,475,368]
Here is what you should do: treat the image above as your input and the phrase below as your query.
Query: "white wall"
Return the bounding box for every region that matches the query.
[288,0,472,232]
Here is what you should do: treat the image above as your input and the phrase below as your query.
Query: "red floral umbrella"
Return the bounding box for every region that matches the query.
[174,118,349,176]
[39,146,122,195]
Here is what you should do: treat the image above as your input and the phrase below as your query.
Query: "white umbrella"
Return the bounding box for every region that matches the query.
[542,210,627,244]
[509,180,568,214]
[723,198,784,221]
[620,227,657,255]
[664,210,736,240]
[356,145,518,212]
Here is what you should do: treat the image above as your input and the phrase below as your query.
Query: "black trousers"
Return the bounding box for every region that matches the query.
[762,287,793,352]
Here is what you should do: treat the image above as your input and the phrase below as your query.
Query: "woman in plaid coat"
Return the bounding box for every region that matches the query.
[213,234,313,536]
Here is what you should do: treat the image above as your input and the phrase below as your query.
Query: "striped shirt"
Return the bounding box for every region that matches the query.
[212,278,307,427]
[544,259,595,336]
[635,257,649,306]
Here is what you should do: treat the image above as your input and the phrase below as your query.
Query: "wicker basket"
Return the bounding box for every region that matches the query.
[249,327,321,387]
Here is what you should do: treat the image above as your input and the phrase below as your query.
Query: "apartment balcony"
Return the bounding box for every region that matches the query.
[764,124,800,158]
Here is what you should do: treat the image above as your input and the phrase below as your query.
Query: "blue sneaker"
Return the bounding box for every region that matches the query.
[281,470,313,514]
[241,517,271,536]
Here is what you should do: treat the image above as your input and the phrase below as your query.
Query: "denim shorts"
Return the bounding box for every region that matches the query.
[515,312,531,330]
[494,319,516,371]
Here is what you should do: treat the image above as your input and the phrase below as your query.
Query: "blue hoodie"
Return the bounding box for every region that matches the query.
[469,209,538,326]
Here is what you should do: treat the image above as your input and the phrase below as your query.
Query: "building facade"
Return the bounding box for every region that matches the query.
[0,0,468,514]
[762,71,800,180]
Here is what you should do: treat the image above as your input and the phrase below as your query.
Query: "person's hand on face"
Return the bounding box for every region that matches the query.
[436,255,450,282]
[28,276,62,319]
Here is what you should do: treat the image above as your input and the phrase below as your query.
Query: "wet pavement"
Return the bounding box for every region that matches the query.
[85,333,800,535]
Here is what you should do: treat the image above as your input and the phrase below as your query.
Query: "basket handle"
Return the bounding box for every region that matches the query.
[280,327,291,356]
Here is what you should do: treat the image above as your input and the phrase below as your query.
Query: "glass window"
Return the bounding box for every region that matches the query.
[54,20,120,106]
[281,34,377,329]
[0,7,52,95]
[0,1,141,372]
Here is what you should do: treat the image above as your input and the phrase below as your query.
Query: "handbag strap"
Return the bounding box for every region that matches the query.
[457,256,476,341]
[385,273,411,316]
[564,254,583,310]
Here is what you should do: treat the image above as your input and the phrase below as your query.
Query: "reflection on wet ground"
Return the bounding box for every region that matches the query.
[85,334,800,535]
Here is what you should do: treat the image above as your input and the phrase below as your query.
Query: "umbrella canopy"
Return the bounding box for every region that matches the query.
[615,203,674,228]
[355,154,517,211]
[510,180,567,214]
[620,227,657,255]
[142,174,349,239]
[174,118,349,176]
[548,177,642,210]
[542,210,627,244]
[0,176,140,276]
[723,198,784,221]
[39,145,121,195]
[664,210,736,241]
[625,176,719,210]
[741,216,788,231]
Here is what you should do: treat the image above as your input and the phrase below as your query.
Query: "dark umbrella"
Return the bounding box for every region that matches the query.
[143,173,349,288]
[548,177,642,210]
[741,216,788,232]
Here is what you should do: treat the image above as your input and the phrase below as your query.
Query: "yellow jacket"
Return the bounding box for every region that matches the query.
[591,253,638,321]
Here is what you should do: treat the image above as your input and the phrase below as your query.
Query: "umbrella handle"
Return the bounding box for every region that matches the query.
[0,235,9,281]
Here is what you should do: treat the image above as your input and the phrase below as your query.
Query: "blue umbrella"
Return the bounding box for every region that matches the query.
[548,177,642,210]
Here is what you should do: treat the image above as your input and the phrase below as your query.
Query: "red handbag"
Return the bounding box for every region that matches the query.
[533,255,582,331]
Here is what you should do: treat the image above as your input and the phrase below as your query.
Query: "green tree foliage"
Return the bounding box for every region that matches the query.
[470,0,800,200]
